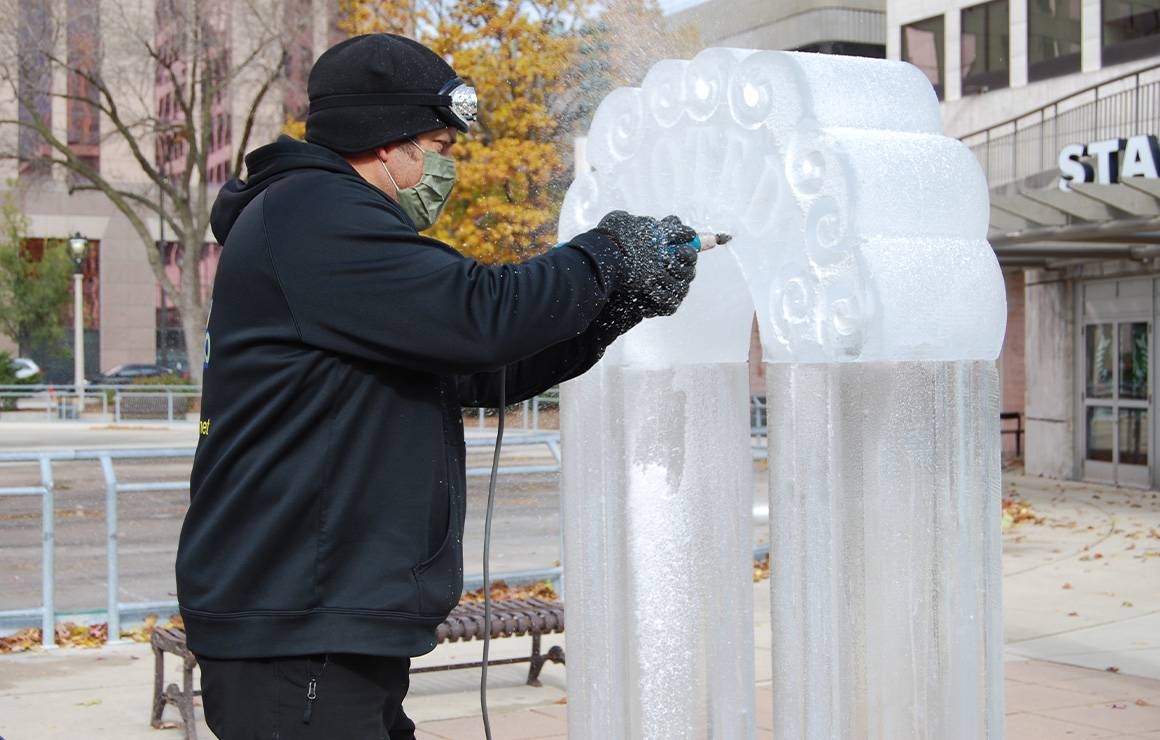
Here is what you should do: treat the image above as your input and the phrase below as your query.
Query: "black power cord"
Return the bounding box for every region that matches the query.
[480,368,505,740]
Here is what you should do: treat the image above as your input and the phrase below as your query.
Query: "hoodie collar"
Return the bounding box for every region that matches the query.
[210,136,362,245]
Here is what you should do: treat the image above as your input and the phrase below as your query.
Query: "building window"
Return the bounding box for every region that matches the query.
[18,0,53,180]
[902,15,945,100]
[155,0,232,185]
[794,41,886,59]
[283,0,314,132]
[1103,0,1160,65]
[1029,0,1082,81]
[68,0,100,175]
[962,0,1010,94]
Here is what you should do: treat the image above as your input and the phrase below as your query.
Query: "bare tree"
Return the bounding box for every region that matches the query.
[0,0,319,382]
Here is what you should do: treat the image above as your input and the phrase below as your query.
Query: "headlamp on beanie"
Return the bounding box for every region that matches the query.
[441,78,477,130]
[308,77,476,133]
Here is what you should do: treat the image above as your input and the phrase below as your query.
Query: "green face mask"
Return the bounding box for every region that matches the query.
[383,141,456,231]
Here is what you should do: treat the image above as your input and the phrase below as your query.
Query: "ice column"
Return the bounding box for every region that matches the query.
[767,361,1001,739]
[560,150,757,737]
[560,48,1007,740]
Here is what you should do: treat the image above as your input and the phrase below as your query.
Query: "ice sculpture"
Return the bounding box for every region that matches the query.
[559,49,1006,740]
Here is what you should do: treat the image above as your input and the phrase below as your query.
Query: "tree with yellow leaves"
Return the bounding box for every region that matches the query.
[337,0,697,263]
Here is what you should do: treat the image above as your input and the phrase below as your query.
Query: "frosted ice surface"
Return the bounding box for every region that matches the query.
[812,129,991,240]
[765,361,1003,740]
[561,364,756,740]
[558,47,1005,366]
[857,236,1006,361]
[760,51,944,134]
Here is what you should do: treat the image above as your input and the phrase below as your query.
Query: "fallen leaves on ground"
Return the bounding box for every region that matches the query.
[0,628,42,653]
[55,622,107,648]
[460,580,558,603]
[754,555,770,582]
[0,614,184,654]
[1002,499,1045,531]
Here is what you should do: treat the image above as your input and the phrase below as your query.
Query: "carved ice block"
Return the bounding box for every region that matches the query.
[558,45,1006,740]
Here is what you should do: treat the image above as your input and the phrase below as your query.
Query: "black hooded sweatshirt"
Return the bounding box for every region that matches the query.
[176,137,625,659]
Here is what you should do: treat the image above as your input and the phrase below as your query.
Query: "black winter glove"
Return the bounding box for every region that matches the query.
[657,214,697,251]
[594,211,699,318]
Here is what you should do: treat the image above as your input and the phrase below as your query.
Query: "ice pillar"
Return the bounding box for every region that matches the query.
[559,245,757,737]
[766,362,1003,739]
[559,48,1007,740]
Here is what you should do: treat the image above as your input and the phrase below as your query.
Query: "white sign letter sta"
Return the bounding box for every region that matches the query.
[1059,143,1091,192]
[1087,138,1126,184]
[1121,135,1160,179]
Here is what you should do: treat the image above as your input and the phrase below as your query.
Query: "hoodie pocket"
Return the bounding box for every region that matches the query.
[412,444,465,615]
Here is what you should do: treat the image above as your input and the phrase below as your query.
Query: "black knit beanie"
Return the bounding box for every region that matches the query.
[305,34,463,154]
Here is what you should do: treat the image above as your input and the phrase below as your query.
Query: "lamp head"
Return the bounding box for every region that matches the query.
[67,233,89,262]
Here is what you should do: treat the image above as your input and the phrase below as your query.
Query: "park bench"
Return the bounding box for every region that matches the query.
[150,597,565,739]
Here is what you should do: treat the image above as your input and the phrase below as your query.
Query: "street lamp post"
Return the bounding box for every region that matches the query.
[67,233,90,394]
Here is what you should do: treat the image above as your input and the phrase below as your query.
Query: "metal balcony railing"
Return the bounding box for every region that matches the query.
[961,64,1160,190]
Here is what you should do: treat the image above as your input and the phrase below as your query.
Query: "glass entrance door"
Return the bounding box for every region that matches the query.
[1083,321,1150,486]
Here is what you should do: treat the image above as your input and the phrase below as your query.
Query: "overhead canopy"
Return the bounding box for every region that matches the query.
[989,178,1160,268]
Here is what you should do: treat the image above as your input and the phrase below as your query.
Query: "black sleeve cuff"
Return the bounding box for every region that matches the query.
[560,230,626,294]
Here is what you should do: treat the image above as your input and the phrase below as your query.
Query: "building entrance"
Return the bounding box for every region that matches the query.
[1081,280,1152,487]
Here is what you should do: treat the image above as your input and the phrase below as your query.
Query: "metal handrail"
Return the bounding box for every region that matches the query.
[960,63,1160,190]
[2,385,563,428]
[0,448,194,648]
[0,436,568,646]
[467,389,560,431]
[0,457,55,647]
[0,394,773,646]
[0,384,199,423]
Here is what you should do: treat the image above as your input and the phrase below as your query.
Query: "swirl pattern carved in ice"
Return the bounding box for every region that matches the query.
[559,48,1005,365]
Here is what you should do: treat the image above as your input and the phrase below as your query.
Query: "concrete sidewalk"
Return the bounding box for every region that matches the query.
[1,468,1159,738]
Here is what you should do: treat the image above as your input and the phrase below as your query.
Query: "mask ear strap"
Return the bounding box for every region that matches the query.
[379,149,400,193]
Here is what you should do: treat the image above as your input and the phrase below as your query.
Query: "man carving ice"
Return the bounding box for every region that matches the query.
[175,32,699,739]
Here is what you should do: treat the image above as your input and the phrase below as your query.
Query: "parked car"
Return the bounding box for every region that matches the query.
[86,364,182,385]
[11,357,42,380]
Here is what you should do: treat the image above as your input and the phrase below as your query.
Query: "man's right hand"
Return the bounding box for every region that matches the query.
[594,211,698,318]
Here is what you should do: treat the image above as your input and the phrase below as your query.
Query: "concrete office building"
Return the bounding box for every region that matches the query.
[667,0,887,58]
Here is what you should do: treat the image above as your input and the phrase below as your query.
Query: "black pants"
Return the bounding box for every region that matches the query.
[198,653,416,740]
